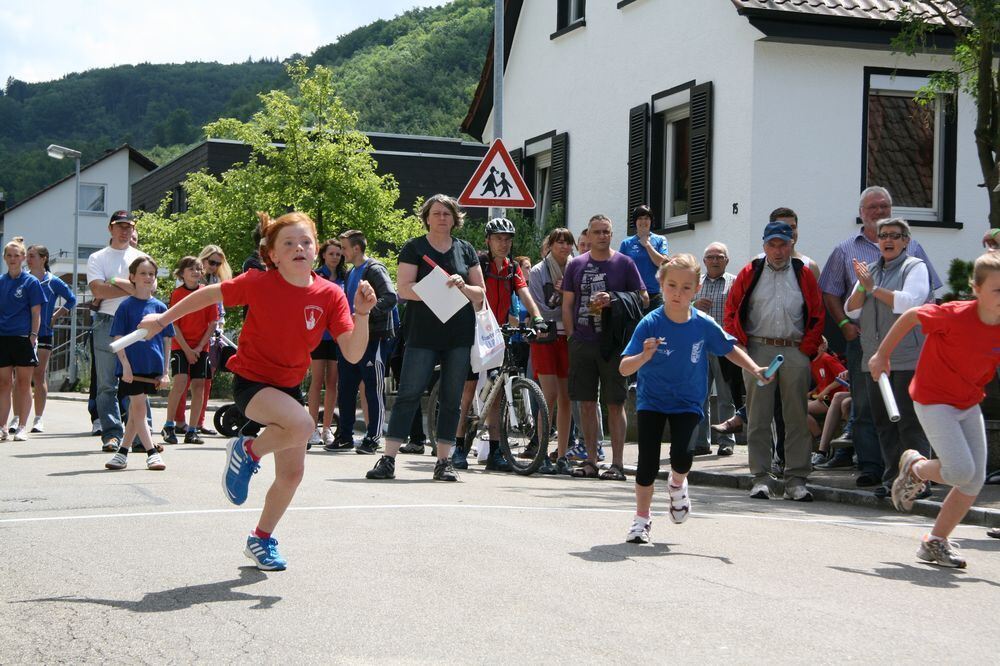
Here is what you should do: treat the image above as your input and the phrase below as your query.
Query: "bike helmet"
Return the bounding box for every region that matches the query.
[485,217,516,237]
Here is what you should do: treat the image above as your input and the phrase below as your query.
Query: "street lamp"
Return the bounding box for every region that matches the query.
[46,144,82,386]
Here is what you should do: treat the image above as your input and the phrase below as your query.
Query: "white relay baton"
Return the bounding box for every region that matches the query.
[109,329,149,354]
[877,373,901,423]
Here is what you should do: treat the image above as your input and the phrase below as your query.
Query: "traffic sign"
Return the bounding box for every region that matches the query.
[458,139,536,209]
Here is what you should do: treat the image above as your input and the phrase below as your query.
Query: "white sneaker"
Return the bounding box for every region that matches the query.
[8,417,19,433]
[146,452,166,471]
[30,416,44,433]
[668,477,691,524]
[750,482,771,499]
[91,419,102,435]
[105,451,128,470]
[12,428,27,442]
[308,428,323,446]
[322,428,336,446]
[626,516,651,544]
[783,484,813,502]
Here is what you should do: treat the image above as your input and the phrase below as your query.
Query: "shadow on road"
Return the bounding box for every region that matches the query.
[829,562,1000,589]
[14,450,106,459]
[17,567,281,611]
[570,542,734,565]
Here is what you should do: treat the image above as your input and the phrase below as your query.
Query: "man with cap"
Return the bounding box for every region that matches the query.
[86,210,147,452]
[723,221,825,500]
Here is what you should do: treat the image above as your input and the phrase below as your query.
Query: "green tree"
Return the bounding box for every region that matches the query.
[893,1,1000,228]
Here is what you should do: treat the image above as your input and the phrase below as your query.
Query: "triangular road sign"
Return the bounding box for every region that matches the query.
[458,139,536,209]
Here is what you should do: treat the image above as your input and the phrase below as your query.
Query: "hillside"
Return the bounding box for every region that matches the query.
[0,0,491,207]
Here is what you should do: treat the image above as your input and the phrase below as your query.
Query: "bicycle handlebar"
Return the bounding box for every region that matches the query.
[500,324,538,341]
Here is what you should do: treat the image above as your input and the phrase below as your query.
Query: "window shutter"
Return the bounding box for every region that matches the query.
[510,147,523,173]
[688,81,713,224]
[627,103,649,228]
[550,132,569,208]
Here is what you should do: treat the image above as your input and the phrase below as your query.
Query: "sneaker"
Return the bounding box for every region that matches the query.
[873,484,890,500]
[91,419,103,436]
[105,451,128,470]
[626,516,651,544]
[184,430,205,445]
[597,443,606,462]
[197,426,217,436]
[308,428,323,446]
[222,436,260,505]
[366,455,396,480]
[7,417,18,433]
[556,456,573,476]
[916,536,966,569]
[12,428,27,442]
[399,439,426,454]
[146,452,166,470]
[566,442,587,461]
[322,428,337,447]
[750,482,771,499]
[175,423,189,435]
[30,417,44,433]
[811,452,828,467]
[518,438,539,460]
[829,434,853,449]
[433,458,459,482]
[783,484,813,502]
[537,457,557,475]
[717,443,734,456]
[161,426,178,445]
[102,437,120,453]
[451,445,469,470]
[485,448,512,472]
[891,449,927,513]
[355,436,380,455]
[815,453,854,470]
[668,478,691,524]
[245,534,287,571]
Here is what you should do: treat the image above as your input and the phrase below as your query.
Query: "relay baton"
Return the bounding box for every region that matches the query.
[877,373,901,422]
[835,377,851,388]
[108,329,149,354]
[756,354,784,387]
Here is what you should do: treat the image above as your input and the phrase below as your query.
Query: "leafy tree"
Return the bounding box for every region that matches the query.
[893,1,1000,228]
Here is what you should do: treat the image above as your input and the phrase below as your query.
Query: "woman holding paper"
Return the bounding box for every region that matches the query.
[365,194,485,483]
[845,217,931,497]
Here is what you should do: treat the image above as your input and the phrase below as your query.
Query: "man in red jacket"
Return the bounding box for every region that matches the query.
[724,222,825,501]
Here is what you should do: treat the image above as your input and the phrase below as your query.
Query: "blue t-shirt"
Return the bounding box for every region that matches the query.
[0,271,47,336]
[110,296,175,376]
[37,272,77,337]
[622,307,736,416]
[619,234,668,294]
[344,259,368,314]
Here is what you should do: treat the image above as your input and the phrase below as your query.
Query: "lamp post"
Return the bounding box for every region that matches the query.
[46,144,82,386]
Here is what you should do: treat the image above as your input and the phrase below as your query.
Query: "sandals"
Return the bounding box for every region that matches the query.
[571,460,599,478]
[600,463,627,481]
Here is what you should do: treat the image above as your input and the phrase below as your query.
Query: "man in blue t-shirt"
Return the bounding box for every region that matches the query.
[618,205,667,313]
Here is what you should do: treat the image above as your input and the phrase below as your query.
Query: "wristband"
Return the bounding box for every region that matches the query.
[857,285,866,294]
[991,229,1000,239]
[532,316,544,324]
[837,318,850,328]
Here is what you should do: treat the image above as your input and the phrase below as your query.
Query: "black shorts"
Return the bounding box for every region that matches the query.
[170,349,211,379]
[0,336,38,367]
[233,372,304,416]
[119,374,160,396]
[37,335,53,351]
[310,339,339,361]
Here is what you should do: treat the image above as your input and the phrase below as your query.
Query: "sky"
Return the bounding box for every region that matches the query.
[0,0,449,84]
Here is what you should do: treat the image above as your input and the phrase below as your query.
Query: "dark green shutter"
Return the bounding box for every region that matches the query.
[627,103,649,228]
[550,132,569,208]
[510,147,523,172]
[688,81,713,223]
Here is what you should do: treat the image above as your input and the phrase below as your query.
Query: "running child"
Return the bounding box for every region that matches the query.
[138,211,375,571]
[162,257,218,445]
[619,254,769,544]
[105,257,172,471]
[869,251,1000,568]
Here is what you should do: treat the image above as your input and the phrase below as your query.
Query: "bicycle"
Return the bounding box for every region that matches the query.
[425,324,550,475]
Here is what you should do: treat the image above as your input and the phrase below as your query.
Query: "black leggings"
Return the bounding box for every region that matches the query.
[635,410,701,487]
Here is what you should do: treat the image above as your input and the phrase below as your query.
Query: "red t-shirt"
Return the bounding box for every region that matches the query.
[220,270,353,387]
[910,300,1000,409]
[811,352,847,396]
[483,256,527,323]
[169,285,218,352]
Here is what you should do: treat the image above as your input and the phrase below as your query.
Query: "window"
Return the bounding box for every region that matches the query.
[79,183,106,214]
[553,0,585,38]
[862,69,958,227]
[514,132,568,228]
[659,109,691,221]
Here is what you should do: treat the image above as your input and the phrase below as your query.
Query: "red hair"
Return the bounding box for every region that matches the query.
[256,211,318,269]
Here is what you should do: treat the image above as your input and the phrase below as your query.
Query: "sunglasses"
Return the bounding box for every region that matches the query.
[877,232,906,240]
[205,259,223,267]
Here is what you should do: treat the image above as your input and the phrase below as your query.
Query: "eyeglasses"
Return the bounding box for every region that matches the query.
[877,232,905,240]
[206,259,223,267]
[704,254,727,261]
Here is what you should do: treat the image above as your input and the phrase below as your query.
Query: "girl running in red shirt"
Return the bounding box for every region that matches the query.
[869,252,1000,568]
[139,212,375,571]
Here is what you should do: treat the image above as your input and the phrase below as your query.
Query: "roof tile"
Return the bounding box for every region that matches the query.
[731,0,971,26]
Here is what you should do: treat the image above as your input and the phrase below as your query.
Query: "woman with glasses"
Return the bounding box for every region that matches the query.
[845,217,932,500]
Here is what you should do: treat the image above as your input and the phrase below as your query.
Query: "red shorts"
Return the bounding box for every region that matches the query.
[531,335,569,378]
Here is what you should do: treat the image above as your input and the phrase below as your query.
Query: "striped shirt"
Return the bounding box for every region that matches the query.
[698,272,735,323]
[818,230,942,298]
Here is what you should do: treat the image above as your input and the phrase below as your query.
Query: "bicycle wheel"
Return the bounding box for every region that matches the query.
[424,381,441,449]
[499,377,549,475]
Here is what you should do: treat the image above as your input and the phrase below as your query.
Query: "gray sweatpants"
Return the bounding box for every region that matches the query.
[913,402,987,496]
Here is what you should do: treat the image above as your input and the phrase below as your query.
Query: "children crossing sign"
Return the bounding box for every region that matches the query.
[458,139,536,209]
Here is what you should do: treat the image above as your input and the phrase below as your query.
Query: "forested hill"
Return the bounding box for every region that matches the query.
[0,0,491,207]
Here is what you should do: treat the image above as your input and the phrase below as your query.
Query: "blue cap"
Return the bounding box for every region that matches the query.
[762,221,793,243]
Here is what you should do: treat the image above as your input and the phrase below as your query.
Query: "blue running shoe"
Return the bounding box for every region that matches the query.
[244,534,287,571]
[223,436,260,505]
[566,442,588,461]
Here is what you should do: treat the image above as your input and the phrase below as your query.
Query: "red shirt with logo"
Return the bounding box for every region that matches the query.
[810,352,847,396]
[169,285,218,352]
[220,270,353,387]
[483,256,526,323]
[910,300,1000,409]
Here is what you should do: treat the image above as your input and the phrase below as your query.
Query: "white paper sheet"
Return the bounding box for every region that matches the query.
[412,265,469,324]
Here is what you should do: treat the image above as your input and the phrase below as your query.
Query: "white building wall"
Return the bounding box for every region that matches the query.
[749,41,987,285]
[486,0,761,255]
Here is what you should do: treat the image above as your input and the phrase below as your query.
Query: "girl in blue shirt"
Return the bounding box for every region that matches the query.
[25,245,77,433]
[619,254,769,544]
[0,237,46,441]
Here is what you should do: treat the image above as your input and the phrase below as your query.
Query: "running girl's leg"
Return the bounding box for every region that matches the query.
[31,347,51,422]
[634,410,668,515]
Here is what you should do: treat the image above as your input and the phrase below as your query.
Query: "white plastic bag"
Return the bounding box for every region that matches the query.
[470,301,505,373]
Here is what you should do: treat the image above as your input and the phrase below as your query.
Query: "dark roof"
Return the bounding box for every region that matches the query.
[1,144,157,218]
[730,1,970,26]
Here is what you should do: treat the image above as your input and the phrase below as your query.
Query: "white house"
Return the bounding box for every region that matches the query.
[462,0,986,289]
[0,144,156,282]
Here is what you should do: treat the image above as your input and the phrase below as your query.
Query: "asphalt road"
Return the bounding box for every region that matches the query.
[2,399,998,663]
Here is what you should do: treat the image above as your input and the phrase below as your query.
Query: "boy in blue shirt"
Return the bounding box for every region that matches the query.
[619,254,769,544]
